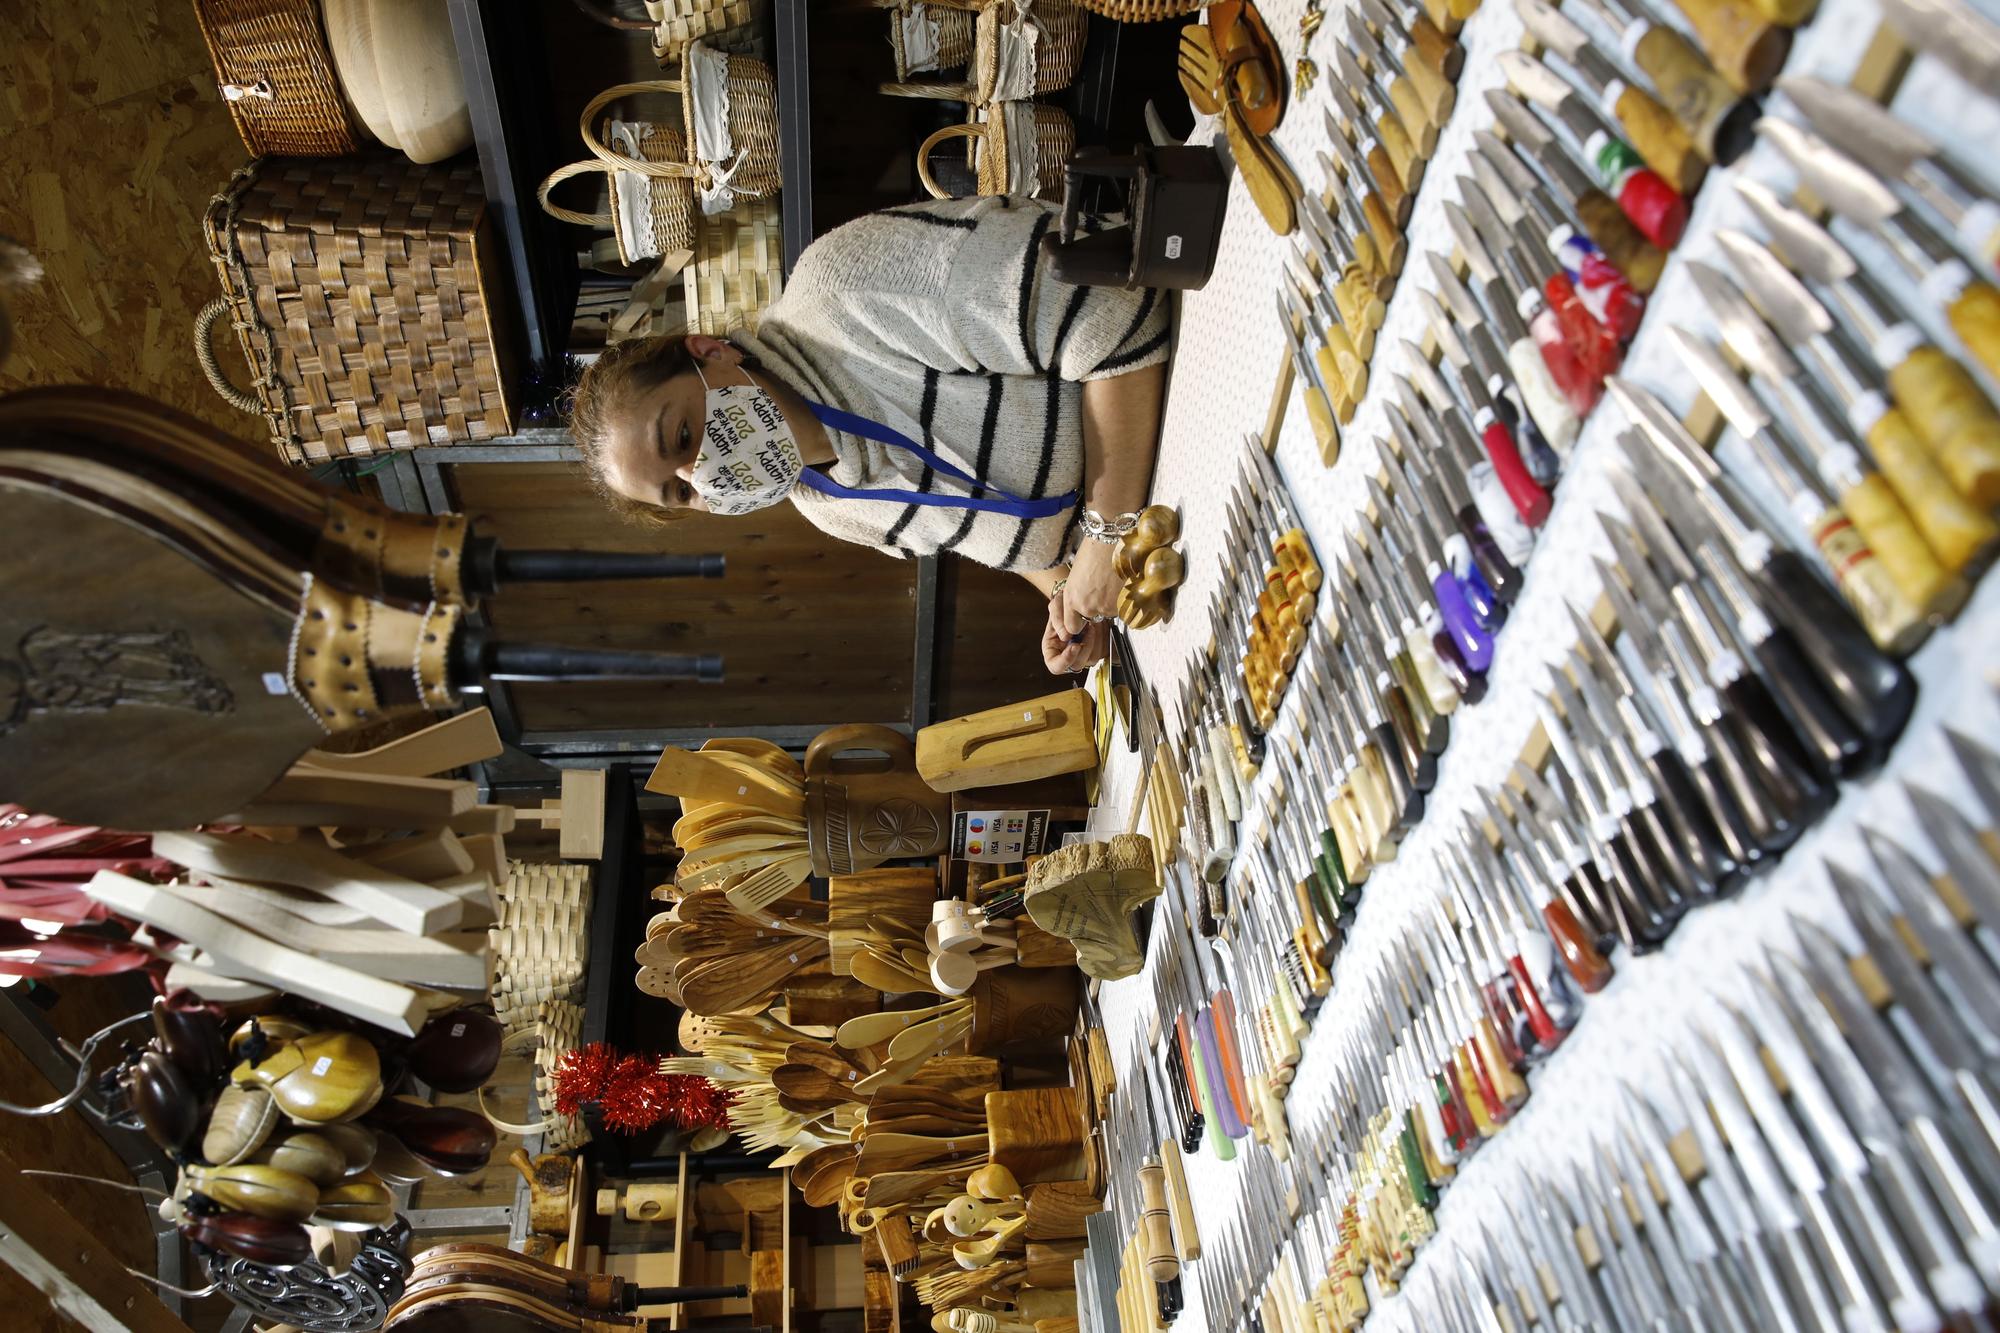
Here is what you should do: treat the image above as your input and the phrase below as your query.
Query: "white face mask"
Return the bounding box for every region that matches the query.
[687,360,804,516]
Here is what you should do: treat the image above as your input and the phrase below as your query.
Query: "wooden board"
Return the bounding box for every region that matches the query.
[917,690,1099,792]
[300,708,503,777]
[153,830,463,936]
[559,768,607,861]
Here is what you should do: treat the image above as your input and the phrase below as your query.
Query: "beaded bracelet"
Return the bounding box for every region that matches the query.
[1078,508,1141,544]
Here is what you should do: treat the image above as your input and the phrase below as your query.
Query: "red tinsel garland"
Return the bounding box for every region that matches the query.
[552,1041,731,1136]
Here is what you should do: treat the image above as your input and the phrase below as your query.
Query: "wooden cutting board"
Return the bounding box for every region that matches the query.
[647,748,808,820]
[916,690,1098,792]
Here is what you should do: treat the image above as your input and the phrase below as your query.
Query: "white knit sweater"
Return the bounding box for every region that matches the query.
[738,195,1173,571]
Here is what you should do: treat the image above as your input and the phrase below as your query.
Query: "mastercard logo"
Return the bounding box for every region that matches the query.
[969,819,986,832]
[968,842,983,855]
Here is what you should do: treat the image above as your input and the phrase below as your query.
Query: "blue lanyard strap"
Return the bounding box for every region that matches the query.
[799,399,1078,520]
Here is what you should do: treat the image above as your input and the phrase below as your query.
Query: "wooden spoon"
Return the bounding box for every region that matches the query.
[835,1000,967,1050]
[852,1160,985,1209]
[855,1131,990,1178]
[851,950,938,997]
[772,1064,858,1108]
[886,1009,973,1065]
[795,1143,860,1207]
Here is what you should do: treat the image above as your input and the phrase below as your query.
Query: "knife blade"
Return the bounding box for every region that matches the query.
[1863,826,2000,1046]
[1877,0,2000,87]
[1764,952,1992,1314]
[1903,783,2000,933]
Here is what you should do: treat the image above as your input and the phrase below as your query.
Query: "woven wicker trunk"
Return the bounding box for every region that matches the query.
[204,156,519,465]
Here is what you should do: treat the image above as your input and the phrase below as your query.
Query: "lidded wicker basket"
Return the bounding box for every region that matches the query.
[200,157,518,465]
[192,0,367,156]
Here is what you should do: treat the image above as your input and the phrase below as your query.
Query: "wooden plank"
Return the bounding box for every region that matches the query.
[256,769,477,822]
[0,1146,194,1333]
[154,830,463,936]
[452,805,519,836]
[559,769,607,861]
[750,1249,786,1332]
[157,879,491,987]
[355,827,477,882]
[86,871,428,1035]
[301,708,504,778]
[670,1150,690,1332]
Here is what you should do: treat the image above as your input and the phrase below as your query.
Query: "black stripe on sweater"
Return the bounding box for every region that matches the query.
[881,367,941,549]
[1094,324,1170,374]
[1047,285,1089,379]
[1107,289,1160,362]
[999,370,1065,569]
[1017,210,1055,372]
[879,206,979,230]
[937,374,1005,554]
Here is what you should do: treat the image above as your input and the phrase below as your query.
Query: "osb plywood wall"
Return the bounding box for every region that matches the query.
[0,1,250,432]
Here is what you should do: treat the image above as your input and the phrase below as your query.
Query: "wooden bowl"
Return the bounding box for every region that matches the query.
[322,0,472,164]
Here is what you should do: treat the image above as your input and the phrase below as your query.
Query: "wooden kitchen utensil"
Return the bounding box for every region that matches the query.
[803,724,952,877]
[1021,835,1159,980]
[647,747,808,820]
[183,1162,321,1223]
[837,1000,970,1050]
[917,690,1098,792]
[985,1087,1088,1185]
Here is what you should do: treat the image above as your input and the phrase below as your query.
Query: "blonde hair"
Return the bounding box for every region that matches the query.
[567,332,698,527]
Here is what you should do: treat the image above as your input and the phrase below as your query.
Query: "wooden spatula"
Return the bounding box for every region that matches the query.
[1178,24,1222,114]
[647,749,807,820]
[676,944,815,1015]
[855,1130,990,1178]
[723,854,813,915]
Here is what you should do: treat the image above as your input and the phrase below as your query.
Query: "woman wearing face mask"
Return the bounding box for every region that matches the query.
[568,194,1171,674]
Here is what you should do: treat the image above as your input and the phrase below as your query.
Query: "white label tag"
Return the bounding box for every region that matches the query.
[1164,234,1184,260]
[450,1023,466,1038]
[262,672,288,696]
[312,1056,333,1077]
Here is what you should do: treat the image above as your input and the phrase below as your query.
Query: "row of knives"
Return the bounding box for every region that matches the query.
[1108,1,2000,1330]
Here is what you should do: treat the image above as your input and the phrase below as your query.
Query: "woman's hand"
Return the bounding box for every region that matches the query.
[1043,615,1108,673]
[1062,540,1123,627]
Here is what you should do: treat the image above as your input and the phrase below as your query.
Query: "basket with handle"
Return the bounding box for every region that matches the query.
[682,192,785,336]
[888,2,977,80]
[917,103,1073,200]
[567,0,764,57]
[975,0,1088,101]
[538,120,698,266]
[191,0,366,156]
[199,156,517,465]
[580,55,781,215]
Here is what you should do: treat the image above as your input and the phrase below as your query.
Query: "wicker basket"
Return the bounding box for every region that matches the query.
[975,0,1088,100]
[580,57,781,211]
[917,103,1073,199]
[890,3,976,79]
[539,122,699,266]
[199,157,517,465]
[1072,0,1200,16]
[192,0,366,156]
[682,193,785,336]
[649,0,765,60]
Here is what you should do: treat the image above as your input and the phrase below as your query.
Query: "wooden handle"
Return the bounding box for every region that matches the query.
[804,723,915,777]
[1365,141,1412,224]
[1947,280,2000,386]
[1840,472,1957,616]
[1328,791,1371,890]
[1864,402,1998,573]
[1667,0,1789,92]
[1376,113,1424,196]
[1887,344,2000,506]
[1613,84,1707,196]
[1576,189,1666,294]
[1138,1161,1178,1280]
[1745,0,1816,25]
[1404,51,1456,126]
[1407,13,1460,78]
[1419,0,1462,37]
[1631,24,1743,161]
[958,706,1052,759]
[1347,265,1390,332]
[1807,504,1927,655]
[1362,190,1408,273]
[1347,747,1396,867]
[1474,1017,1530,1107]
[1387,74,1439,157]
